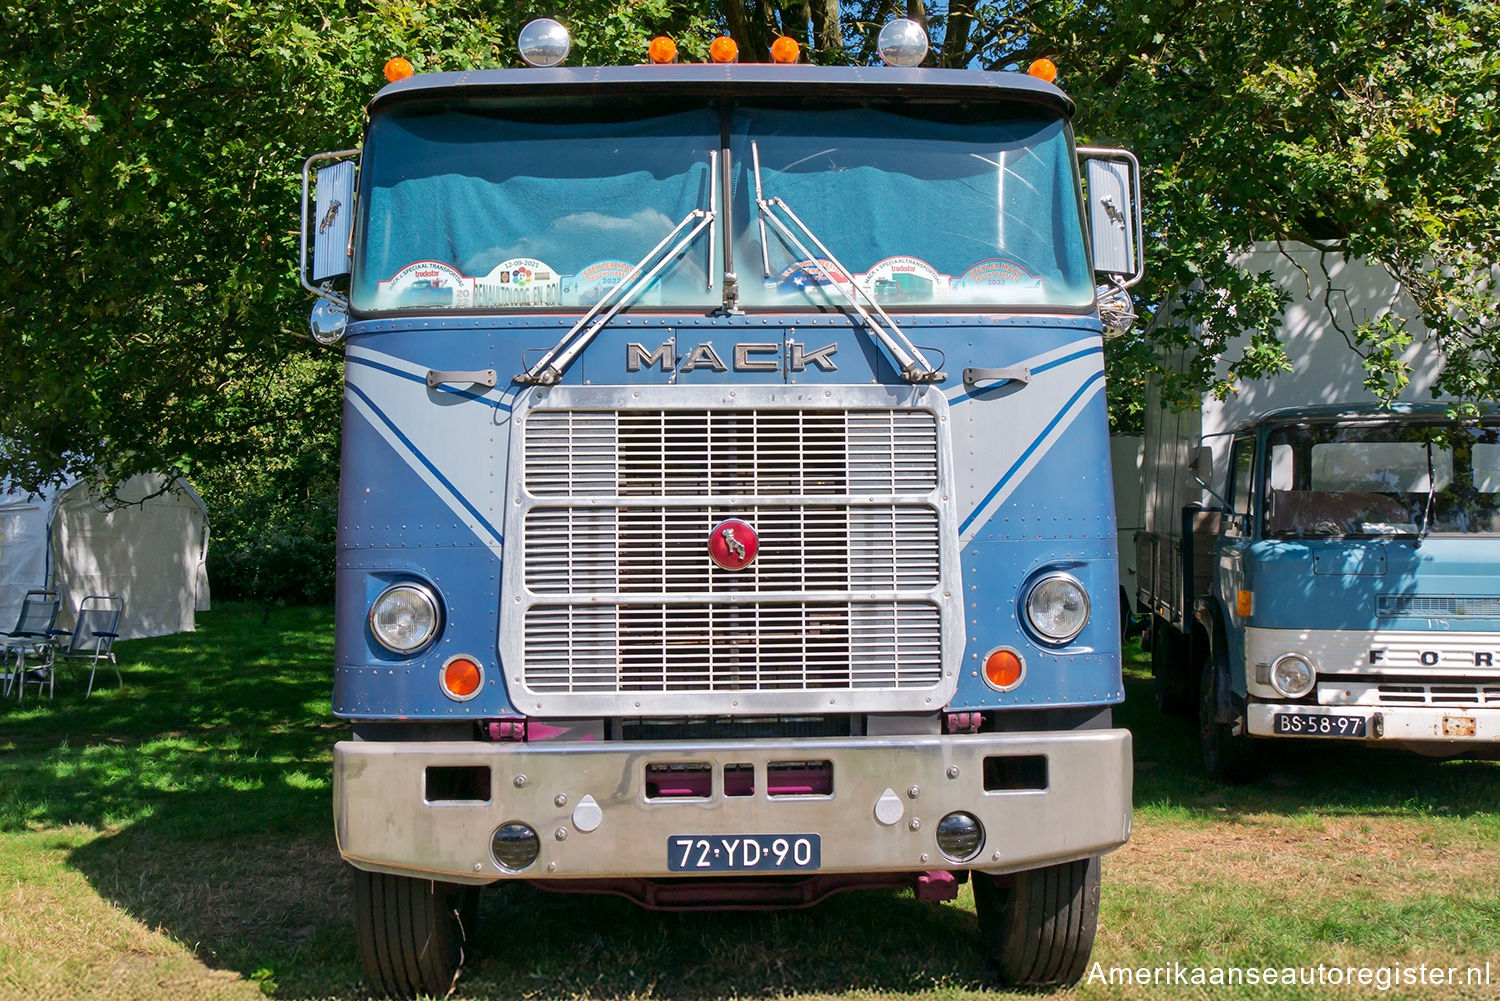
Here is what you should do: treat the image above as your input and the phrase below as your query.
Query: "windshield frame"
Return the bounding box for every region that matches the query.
[1258,417,1500,540]
[348,84,1097,320]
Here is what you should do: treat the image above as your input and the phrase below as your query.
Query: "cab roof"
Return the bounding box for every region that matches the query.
[369,64,1075,118]
[1241,401,1500,431]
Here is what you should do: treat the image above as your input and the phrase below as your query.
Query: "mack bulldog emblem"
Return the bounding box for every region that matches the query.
[708,518,758,571]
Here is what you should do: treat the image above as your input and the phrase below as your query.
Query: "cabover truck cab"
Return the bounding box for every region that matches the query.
[301,27,1138,996]
[1147,404,1500,780]
[1135,245,1500,780]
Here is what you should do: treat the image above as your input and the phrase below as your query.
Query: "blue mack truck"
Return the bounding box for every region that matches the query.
[300,20,1140,996]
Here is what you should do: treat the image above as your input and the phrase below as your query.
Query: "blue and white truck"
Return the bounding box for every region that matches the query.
[301,21,1139,995]
[1136,242,1500,781]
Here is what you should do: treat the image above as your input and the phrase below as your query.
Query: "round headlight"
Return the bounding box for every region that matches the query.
[1024,572,1090,644]
[1270,653,1315,698]
[876,18,929,67]
[517,18,571,68]
[369,583,440,653]
[492,822,540,872]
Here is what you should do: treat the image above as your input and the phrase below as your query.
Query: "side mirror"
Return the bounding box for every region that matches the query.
[1077,148,1143,288]
[299,150,359,326]
[1190,444,1215,481]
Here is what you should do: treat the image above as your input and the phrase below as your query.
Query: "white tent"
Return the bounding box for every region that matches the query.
[0,473,210,641]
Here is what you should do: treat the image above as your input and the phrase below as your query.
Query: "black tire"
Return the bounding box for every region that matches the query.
[1199,654,1259,784]
[1150,616,1195,717]
[973,856,1101,988]
[353,866,471,998]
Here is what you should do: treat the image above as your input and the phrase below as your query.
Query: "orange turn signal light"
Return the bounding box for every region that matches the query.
[441,656,483,700]
[384,57,415,83]
[770,36,799,64]
[1237,589,1254,618]
[710,35,739,63]
[648,36,677,64]
[1027,58,1057,83]
[983,648,1025,691]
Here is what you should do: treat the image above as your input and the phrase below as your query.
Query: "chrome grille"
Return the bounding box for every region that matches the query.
[523,601,943,693]
[1379,595,1500,618]
[503,388,959,716]
[1319,680,1500,707]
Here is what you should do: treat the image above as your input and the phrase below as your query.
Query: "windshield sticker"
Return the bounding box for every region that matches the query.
[477,258,562,307]
[563,260,635,306]
[376,261,475,309]
[773,258,853,295]
[956,258,1044,290]
[857,256,946,305]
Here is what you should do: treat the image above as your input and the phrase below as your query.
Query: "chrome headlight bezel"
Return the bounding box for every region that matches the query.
[1270,653,1316,699]
[368,582,441,654]
[1023,571,1091,645]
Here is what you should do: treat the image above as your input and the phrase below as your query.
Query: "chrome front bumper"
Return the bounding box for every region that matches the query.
[335,730,1132,885]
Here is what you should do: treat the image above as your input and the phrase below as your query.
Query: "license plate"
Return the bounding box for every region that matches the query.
[668,834,821,872]
[1273,712,1367,737]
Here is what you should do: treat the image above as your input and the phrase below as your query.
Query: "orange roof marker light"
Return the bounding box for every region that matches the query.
[648,35,678,64]
[383,57,414,83]
[518,18,571,68]
[709,35,739,64]
[770,36,799,64]
[1027,58,1058,83]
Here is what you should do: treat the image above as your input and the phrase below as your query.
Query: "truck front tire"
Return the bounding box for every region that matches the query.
[973,856,1100,988]
[1199,656,1259,784]
[1150,616,1195,717]
[353,866,473,998]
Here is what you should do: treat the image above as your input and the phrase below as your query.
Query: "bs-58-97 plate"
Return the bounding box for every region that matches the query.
[1273,712,1366,737]
[668,834,821,872]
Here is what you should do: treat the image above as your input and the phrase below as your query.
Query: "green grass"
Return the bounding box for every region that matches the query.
[1,607,1496,1001]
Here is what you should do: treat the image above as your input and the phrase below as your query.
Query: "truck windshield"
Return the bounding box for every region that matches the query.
[352,97,1090,314]
[733,105,1091,310]
[352,102,721,313]
[1263,422,1500,537]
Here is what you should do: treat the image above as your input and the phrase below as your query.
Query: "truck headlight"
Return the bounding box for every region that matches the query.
[1024,572,1090,644]
[369,583,440,653]
[1270,654,1315,698]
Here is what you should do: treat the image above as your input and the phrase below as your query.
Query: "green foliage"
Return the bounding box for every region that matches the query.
[1038,0,1500,421]
[0,0,710,600]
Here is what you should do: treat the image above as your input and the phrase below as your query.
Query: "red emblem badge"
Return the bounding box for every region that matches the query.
[708,519,759,571]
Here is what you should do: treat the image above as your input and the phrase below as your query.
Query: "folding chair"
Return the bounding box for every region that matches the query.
[50,594,124,698]
[2,588,60,702]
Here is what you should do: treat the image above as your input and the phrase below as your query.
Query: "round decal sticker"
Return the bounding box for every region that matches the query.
[857,256,944,304]
[563,260,634,306]
[957,258,1043,289]
[476,258,562,307]
[376,261,475,309]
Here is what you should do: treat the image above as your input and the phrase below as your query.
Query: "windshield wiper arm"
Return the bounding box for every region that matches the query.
[1420,439,1436,538]
[750,142,945,384]
[517,153,718,386]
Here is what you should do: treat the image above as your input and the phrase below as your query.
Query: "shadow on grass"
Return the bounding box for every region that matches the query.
[1118,640,1500,823]
[23,616,1499,999]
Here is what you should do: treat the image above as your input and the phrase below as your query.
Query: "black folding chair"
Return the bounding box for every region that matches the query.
[49,594,124,698]
[2,588,60,702]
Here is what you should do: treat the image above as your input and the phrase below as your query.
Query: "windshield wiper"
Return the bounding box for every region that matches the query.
[1420,439,1436,538]
[750,142,945,384]
[516,152,718,386]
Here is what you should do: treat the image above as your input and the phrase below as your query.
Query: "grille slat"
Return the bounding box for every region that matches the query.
[513,401,950,706]
[1379,595,1500,619]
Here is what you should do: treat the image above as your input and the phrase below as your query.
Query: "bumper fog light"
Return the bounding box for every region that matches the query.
[935,811,984,863]
[491,822,540,872]
[1270,654,1315,699]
